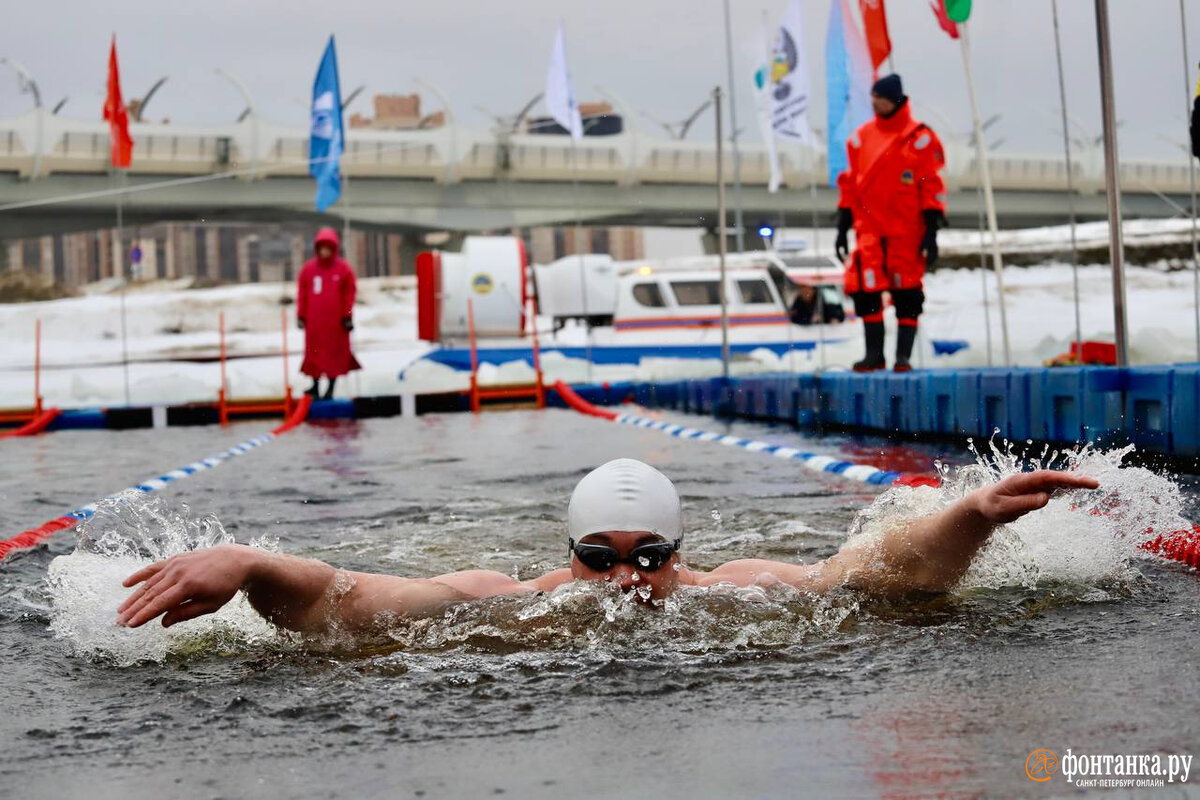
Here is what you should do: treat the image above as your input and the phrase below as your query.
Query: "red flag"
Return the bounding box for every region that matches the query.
[858,0,893,74]
[930,0,960,39]
[103,35,133,168]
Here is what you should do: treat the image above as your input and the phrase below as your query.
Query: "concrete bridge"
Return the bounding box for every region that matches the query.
[0,110,1194,238]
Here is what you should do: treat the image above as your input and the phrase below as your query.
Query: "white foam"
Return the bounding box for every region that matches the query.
[45,496,281,666]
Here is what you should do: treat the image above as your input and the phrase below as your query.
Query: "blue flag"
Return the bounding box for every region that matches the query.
[310,36,344,212]
[825,0,872,187]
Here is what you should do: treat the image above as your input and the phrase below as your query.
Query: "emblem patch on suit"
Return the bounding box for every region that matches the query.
[900,170,915,185]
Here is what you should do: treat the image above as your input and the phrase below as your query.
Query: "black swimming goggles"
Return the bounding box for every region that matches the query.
[569,538,681,573]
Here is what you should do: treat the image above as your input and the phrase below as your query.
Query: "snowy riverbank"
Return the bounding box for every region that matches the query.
[1,262,1197,410]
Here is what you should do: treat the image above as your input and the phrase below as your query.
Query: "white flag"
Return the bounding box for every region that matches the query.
[756,18,784,193]
[770,0,814,144]
[545,22,583,141]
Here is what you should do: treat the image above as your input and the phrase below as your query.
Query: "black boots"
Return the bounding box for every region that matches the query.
[894,324,918,373]
[306,378,338,399]
[853,321,887,372]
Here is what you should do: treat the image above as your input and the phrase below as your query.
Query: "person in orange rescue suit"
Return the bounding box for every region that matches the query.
[835,73,947,373]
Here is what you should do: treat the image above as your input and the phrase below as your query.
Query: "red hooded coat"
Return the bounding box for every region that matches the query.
[837,102,947,294]
[297,228,361,379]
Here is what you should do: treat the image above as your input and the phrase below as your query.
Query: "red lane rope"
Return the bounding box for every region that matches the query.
[0,515,78,560]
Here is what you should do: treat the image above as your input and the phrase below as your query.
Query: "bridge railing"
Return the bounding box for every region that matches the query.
[0,110,1193,198]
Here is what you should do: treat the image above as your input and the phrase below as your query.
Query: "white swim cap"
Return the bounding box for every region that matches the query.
[567,458,683,546]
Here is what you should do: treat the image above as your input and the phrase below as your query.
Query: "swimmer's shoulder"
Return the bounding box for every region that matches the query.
[524,568,574,592]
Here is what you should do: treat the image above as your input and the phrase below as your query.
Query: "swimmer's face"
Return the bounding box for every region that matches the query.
[570,531,680,604]
[316,243,335,259]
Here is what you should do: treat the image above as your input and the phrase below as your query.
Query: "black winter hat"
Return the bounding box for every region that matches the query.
[871,74,905,105]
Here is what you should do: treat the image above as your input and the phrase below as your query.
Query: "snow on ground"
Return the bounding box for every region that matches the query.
[1,262,1198,410]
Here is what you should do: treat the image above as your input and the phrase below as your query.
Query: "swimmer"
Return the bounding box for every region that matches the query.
[116,459,1099,633]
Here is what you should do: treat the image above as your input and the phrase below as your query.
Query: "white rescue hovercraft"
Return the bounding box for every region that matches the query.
[408,235,852,374]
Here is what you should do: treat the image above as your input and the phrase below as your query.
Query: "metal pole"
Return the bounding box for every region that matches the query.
[570,137,593,380]
[959,24,1012,366]
[715,87,731,378]
[808,147,820,253]
[341,171,351,258]
[1094,0,1129,367]
[1180,0,1200,359]
[116,170,131,406]
[722,0,745,253]
[977,184,994,366]
[1052,0,1083,359]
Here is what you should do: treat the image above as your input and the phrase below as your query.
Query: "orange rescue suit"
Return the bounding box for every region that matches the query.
[837,102,947,294]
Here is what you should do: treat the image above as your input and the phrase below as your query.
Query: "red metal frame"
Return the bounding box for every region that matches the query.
[217,310,296,426]
[467,296,545,413]
[1,319,48,429]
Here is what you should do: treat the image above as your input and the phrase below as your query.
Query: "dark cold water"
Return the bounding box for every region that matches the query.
[2,409,1199,799]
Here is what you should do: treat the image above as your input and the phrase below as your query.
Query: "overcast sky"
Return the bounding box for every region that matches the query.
[1,0,1197,159]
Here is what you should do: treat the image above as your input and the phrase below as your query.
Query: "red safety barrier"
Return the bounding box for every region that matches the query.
[0,407,61,439]
[271,393,313,435]
[0,515,79,561]
[1141,525,1200,570]
[553,380,618,421]
[892,474,943,488]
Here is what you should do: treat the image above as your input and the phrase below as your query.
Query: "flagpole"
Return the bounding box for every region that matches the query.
[809,144,826,371]
[959,23,1012,366]
[117,169,131,406]
[1051,0,1083,360]
[1093,0,1129,367]
[714,86,731,379]
[1179,0,1200,359]
[722,0,745,253]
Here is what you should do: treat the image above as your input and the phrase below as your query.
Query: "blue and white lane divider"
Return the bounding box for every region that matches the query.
[1,400,311,562]
[612,411,933,488]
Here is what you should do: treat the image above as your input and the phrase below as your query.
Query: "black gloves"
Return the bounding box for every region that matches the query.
[835,208,853,261]
[921,209,944,267]
[297,318,305,330]
[342,316,354,332]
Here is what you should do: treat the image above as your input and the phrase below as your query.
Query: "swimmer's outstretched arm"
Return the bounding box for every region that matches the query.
[690,470,1099,597]
[118,545,569,633]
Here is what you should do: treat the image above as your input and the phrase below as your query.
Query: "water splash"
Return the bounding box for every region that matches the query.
[385,578,859,657]
[846,439,1189,593]
[45,495,282,667]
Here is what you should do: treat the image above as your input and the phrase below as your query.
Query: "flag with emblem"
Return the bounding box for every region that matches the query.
[309,35,344,212]
[769,0,815,146]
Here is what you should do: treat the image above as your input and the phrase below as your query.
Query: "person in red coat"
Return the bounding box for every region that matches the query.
[835,74,947,373]
[297,227,360,399]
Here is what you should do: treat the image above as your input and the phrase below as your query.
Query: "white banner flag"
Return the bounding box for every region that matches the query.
[756,19,784,193]
[545,22,583,141]
[770,0,815,144]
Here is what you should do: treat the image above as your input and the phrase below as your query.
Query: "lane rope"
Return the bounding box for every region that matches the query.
[553,381,938,488]
[0,396,311,563]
